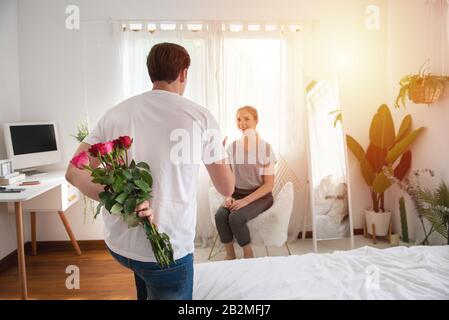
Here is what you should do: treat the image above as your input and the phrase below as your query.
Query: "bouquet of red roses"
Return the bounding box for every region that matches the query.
[70,136,174,268]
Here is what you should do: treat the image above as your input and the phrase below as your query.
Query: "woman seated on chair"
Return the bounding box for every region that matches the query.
[215,106,276,260]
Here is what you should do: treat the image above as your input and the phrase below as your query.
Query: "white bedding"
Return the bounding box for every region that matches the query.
[193,245,449,300]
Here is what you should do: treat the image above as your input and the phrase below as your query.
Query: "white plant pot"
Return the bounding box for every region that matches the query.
[365,209,392,237]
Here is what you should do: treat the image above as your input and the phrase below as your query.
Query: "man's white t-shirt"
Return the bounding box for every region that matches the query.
[84,90,227,262]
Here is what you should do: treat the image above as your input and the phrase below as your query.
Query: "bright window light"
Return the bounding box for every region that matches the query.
[187,23,203,31]
[160,23,177,31]
[229,24,243,32]
[248,24,261,31]
[129,23,142,31]
[265,24,278,31]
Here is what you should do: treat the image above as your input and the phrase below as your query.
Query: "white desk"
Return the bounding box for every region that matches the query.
[0,170,80,300]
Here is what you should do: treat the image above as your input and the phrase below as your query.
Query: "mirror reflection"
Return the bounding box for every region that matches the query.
[306,78,353,244]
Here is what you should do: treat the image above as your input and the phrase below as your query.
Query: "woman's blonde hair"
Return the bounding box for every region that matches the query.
[236,105,258,122]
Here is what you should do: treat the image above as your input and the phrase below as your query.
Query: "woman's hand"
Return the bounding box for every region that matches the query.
[223,197,235,209]
[135,200,155,224]
[229,198,250,212]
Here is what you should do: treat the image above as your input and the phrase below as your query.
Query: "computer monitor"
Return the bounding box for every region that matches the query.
[3,122,62,174]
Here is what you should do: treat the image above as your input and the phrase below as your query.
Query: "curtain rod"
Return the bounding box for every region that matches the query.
[79,18,307,24]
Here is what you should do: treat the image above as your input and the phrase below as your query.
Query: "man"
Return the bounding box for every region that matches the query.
[65,42,235,300]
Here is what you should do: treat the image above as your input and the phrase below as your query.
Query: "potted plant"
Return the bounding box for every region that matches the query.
[346,104,425,237]
[386,169,449,245]
[395,63,449,108]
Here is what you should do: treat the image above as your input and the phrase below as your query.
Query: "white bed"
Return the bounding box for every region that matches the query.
[193,245,449,300]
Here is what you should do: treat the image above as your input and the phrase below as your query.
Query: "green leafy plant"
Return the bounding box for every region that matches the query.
[329,109,342,127]
[71,120,94,224]
[346,104,425,212]
[71,120,90,143]
[386,169,449,245]
[399,196,409,243]
[395,62,449,108]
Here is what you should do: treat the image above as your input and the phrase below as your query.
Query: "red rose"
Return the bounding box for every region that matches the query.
[88,142,114,157]
[88,143,102,157]
[70,151,90,169]
[113,139,121,150]
[119,136,133,149]
[99,141,114,155]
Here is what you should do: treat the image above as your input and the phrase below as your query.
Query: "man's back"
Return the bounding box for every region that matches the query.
[85,90,226,262]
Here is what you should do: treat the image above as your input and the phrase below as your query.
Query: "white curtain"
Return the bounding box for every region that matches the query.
[86,21,307,246]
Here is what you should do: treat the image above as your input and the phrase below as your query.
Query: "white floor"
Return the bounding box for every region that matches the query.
[194,235,392,263]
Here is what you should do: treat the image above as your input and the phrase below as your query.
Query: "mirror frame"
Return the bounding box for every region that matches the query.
[304,75,355,252]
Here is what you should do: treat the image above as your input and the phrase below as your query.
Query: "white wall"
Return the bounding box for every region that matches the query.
[0,0,29,260]
[0,0,391,261]
[12,0,388,244]
[386,0,448,244]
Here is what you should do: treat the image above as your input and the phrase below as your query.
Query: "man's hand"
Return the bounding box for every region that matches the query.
[229,198,250,212]
[222,197,235,209]
[135,200,155,224]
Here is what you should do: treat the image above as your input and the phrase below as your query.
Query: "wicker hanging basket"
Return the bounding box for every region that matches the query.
[408,81,444,105]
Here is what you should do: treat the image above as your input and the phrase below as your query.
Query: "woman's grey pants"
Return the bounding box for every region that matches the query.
[215,188,274,247]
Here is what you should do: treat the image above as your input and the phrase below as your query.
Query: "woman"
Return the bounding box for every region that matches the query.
[215,106,276,259]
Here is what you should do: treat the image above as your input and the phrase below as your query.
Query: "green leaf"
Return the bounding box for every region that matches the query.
[369,104,396,150]
[124,197,137,214]
[105,198,116,211]
[130,160,136,169]
[112,175,125,193]
[346,134,375,186]
[110,203,123,214]
[132,169,141,180]
[141,170,153,188]
[385,127,425,164]
[95,202,103,218]
[136,162,150,171]
[372,171,392,194]
[124,169,133,180]
[92,168,106,178]
[135,179,150,192]
[115,192,129,205]
[365,143,387,173]
[103,175,114,186]
[394,115,412,145]
[92,177,103,184]
[393,151,411,180]
[125,182,135,193]
[99,191,113,204]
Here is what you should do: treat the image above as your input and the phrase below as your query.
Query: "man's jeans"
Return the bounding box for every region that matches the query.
[107,246,194,300]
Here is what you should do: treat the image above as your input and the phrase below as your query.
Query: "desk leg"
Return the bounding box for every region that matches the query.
[31,212,37,256]
[15,202,28,300]
[58,211,82,256]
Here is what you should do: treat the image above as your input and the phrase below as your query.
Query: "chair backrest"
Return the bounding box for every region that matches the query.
[273,155,301,197]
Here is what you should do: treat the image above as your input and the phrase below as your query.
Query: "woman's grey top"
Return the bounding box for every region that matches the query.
[226,137,276,190]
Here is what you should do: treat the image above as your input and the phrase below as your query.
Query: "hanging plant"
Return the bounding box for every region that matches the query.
[395,62,449,108]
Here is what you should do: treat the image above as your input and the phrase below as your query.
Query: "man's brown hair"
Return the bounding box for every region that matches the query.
[147,43,191,83]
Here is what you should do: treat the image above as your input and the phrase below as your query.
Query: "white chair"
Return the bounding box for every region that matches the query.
[207,157,297,259]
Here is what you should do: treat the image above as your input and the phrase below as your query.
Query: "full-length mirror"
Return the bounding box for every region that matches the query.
[305,77,354,251]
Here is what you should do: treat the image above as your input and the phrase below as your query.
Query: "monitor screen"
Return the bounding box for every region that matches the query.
[10,124,58,155]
